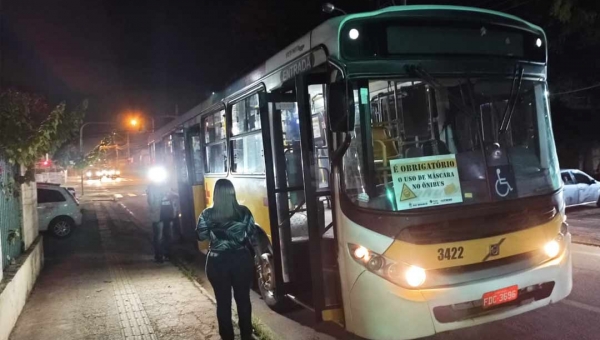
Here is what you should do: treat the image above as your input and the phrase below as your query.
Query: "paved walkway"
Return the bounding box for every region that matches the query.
[9,203,222,340]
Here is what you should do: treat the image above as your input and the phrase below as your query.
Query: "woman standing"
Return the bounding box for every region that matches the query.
[197,179,256,340]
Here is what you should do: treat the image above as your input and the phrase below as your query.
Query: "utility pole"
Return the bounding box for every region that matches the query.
[127,132,130,161]
[79,121,113,196]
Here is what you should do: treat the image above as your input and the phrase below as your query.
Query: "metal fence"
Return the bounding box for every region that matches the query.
[0,157,23,269]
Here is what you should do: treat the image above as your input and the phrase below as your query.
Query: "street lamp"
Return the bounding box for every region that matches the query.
[130,118,138,127]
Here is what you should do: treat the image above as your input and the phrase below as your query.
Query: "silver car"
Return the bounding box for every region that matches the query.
[561,169,600,207]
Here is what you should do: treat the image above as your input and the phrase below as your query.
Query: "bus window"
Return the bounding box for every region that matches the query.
[309,84,330,190]
[232,93,261,135]
[190,132,204,184]
[231,94,265,174]
[204,110,227,173]
[231,133,265,174]
[173,133,188,183]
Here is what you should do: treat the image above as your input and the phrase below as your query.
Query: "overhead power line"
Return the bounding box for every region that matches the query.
[551,83,600,96]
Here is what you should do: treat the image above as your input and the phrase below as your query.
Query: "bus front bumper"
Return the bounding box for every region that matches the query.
[347,234,572,340]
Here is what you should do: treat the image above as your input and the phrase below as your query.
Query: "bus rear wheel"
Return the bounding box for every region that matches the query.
[255,251,287,311]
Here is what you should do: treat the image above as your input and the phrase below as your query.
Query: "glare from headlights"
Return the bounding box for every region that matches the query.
[405,266,426,287]
[116,170,121,175]
[544,240,560,258]
[148,166,168,183]
[86,171,92,177]
[353,246,369,260]
[108,170,115,175]
[95,171,102,176]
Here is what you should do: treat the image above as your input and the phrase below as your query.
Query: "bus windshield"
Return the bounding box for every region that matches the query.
[342,77,561,212]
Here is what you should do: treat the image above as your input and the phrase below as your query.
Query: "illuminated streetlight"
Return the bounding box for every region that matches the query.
[130,118,138,127]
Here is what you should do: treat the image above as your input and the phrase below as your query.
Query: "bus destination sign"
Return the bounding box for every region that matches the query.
[389,155,463,211]
[280,54,313,83]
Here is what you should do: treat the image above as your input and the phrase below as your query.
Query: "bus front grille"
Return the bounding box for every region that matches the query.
[396,206,557,245]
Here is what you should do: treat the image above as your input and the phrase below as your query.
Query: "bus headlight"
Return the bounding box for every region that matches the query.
[405,266,426,287]
[544,239,561,258]
[348,243,427,288]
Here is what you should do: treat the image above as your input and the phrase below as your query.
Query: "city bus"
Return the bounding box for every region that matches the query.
[148,5,572,339]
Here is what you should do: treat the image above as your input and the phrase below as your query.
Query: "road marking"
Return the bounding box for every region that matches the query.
[127,193,137,197]
[562,299,600,314]
[114,194,123,199]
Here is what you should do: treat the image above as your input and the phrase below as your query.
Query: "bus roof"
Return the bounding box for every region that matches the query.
[149,5,543,144]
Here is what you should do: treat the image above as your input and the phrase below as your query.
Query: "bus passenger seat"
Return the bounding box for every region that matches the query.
[372,126,400,183]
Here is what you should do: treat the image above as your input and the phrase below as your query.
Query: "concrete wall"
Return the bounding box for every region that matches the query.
[21,167,39,250]
[0,237,44,340]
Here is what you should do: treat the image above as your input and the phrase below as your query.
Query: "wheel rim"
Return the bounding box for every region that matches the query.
[258,253,275,297]
[53,221,71,237]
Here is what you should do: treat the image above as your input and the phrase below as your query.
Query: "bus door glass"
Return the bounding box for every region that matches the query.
[264,78,340,321]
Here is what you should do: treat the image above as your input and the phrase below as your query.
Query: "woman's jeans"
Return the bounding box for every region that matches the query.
[152,220,171,260]
[206,248,254,340]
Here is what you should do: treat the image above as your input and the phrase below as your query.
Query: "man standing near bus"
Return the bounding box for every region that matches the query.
[147,165,172,263]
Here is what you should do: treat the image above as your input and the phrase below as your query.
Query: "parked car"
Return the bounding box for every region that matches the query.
[561,169,600,207]
[37,183,82,238]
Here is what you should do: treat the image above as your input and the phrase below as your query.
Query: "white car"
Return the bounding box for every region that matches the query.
[37,183,83,238]
[561,169,600,207]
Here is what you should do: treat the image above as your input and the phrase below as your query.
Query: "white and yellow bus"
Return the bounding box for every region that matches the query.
[149,5,571,339]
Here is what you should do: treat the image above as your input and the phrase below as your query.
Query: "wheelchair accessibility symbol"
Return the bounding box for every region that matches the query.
[494,168,513,197]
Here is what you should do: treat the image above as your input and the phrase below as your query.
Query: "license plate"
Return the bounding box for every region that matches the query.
[482,285,518,308]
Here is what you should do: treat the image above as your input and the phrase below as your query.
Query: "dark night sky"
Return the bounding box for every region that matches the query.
[2,0,598,137]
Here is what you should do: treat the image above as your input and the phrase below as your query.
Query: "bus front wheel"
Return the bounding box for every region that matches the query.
[255,249,287,311]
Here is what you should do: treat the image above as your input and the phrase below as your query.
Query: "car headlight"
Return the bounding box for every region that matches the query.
[348,243,427,288]
[86,171,92,177]
[95,171,102,176]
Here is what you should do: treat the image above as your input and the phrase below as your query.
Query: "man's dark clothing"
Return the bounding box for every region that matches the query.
[152,221,171,261]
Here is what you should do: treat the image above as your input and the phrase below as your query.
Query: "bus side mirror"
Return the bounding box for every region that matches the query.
[328,81,355,132]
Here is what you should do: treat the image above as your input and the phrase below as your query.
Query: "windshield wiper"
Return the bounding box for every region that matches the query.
[498,65,524,134]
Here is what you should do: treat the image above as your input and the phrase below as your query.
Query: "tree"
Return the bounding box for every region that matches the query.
[0,89,87,183]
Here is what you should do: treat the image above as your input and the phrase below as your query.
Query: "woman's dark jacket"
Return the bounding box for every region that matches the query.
[196,206,257,252]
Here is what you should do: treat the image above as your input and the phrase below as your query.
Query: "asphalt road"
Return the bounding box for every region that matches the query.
[71,176,600,340]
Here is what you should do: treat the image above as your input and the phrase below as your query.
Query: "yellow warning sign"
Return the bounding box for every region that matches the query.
[390,154,463,211]
[400,183,417,201]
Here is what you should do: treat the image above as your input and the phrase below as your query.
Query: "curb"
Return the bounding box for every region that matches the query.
[172,256,278,340]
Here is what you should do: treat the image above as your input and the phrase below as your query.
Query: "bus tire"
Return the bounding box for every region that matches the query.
[253,228,287,311]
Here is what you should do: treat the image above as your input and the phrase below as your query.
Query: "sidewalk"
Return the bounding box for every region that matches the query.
[9,203,223,340]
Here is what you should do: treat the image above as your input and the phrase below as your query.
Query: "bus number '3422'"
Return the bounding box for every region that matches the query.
[437,247,464,261]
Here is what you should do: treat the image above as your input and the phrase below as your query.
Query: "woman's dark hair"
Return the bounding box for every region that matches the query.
[212,179,241,221]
